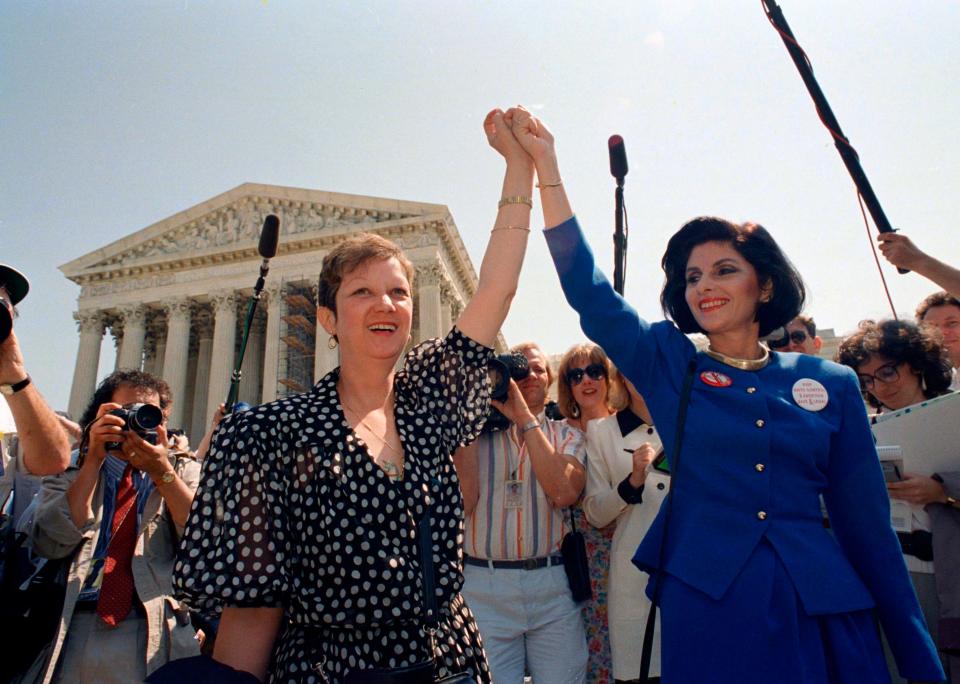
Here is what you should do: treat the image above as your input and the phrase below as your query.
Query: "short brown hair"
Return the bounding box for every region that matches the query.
[317,233,414,313]
[916,291,960,321]
[556,343,625,419]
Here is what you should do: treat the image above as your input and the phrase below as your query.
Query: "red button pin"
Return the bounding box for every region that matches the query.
[700,371,733,388]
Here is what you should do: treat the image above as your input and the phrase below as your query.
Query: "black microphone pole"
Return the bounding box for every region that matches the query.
[609,135,629,295]
[761,0,907,273]
[225,214,280,412]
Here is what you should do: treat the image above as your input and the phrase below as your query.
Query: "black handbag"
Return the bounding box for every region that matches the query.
[344,481,472,684]
[638,359,697,683]
[560,507,593,603]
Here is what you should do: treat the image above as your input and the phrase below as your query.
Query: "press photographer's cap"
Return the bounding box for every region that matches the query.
[0,264,29,304]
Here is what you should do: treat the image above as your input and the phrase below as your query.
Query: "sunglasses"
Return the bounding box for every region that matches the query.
[856,362,900,391]
[768,330,808,349]
[566,363,607,386]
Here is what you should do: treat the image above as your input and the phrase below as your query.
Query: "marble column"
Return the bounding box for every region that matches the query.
[416,261,443,343]
[117,305,148,370]
[439,283,454,336]
[239,314,265,407]
[108,315,123,371]
[261,284,282,404]
[161,298,193,428]
[206,291,237,425]
[191,310,214,442]
[68,311,105,420]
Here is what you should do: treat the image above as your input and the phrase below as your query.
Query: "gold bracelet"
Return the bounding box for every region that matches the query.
[498,195,532,209]
[491,225,531,233]
[536,179,563,188]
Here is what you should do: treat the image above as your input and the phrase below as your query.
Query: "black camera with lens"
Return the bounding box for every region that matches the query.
[104,402,164,451]
[482,352,532,433]
[487,351,530,402]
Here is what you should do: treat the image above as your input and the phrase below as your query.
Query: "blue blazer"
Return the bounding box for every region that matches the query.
[545,216,943,680]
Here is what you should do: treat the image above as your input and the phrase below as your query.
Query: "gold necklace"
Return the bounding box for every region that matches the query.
[703,343,771,371]
[341,397,405,480]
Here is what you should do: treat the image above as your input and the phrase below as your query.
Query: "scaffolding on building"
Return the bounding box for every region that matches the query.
[277,277,317,398]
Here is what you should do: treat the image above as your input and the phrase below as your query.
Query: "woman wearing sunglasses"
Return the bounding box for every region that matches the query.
[837,319,959,682]
[504,105,944,683]
[556,344,622,683]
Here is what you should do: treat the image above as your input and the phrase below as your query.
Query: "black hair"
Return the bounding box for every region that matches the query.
[660,217,806,337]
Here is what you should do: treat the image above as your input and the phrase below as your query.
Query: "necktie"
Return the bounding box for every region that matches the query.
[96,465,138,626]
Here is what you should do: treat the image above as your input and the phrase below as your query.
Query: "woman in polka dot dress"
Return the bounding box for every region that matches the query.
[173,107,536,683]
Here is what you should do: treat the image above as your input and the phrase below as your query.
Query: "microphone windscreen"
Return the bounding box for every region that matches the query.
[258,215,280,258]
[608,135,628,179]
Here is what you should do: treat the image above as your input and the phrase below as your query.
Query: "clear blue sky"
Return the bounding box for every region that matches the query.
[2,1,958,413]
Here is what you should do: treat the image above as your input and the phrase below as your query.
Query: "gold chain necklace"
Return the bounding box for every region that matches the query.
[341,395,405,480]
[703,343,771,371]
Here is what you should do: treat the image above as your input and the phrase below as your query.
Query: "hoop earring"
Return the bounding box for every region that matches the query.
[328,335,338,350]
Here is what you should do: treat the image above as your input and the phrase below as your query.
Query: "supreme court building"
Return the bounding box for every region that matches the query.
[60,183,490,443]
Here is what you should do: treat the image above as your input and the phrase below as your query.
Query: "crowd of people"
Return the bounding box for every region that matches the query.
[1,106,958,684]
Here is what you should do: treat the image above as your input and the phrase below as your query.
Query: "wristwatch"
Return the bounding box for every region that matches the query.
[0,375,31,396]
[155,470,176,485]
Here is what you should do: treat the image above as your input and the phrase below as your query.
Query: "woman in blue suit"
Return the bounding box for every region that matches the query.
[505,105,945,683]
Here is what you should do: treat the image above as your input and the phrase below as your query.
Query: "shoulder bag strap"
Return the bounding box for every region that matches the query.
[639,358,698,682]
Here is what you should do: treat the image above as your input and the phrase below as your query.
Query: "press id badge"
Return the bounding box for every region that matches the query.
[504,479,524,509]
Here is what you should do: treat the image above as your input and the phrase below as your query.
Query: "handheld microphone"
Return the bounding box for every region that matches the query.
[608,135,628,185]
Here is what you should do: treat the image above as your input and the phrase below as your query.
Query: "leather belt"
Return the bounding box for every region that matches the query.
[464,554,563,570]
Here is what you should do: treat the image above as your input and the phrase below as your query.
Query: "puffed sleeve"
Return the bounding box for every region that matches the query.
[399,326,493,451]
[173,409,289,612]
[583,420,628,529]
[822,369,945,681]
[544,217,694,393]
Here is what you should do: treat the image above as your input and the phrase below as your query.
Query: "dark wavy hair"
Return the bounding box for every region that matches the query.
[79,369,172,429]
[835,319,953,409]
[660,217,806,337]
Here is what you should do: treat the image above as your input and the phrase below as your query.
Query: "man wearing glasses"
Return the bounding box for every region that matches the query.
[767,314,823,357]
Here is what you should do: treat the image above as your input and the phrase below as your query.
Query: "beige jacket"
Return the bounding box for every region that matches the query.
[24,451,202,683]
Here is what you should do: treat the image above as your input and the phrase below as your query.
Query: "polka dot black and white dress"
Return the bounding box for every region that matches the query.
[174,328,494,683]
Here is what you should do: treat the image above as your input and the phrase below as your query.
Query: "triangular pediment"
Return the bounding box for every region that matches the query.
[60,183,450,282]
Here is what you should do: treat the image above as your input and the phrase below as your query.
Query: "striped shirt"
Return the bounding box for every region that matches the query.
[464,413,585,560]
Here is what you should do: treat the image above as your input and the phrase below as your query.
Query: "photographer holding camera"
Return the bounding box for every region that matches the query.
[21,369,200,683]
[456,341,588,684]
[0,264,70,477]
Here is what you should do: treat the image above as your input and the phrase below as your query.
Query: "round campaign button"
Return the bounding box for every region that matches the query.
[700,371,733,388]
[792,378,828,411]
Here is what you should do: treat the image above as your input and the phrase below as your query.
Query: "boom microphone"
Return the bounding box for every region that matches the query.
[608,135,628,184]
[258,214,280,259]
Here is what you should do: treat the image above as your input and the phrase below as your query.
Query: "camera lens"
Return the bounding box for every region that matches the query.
[128,403,164,431]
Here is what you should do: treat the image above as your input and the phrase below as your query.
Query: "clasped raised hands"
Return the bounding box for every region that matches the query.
[484,105,556,168]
